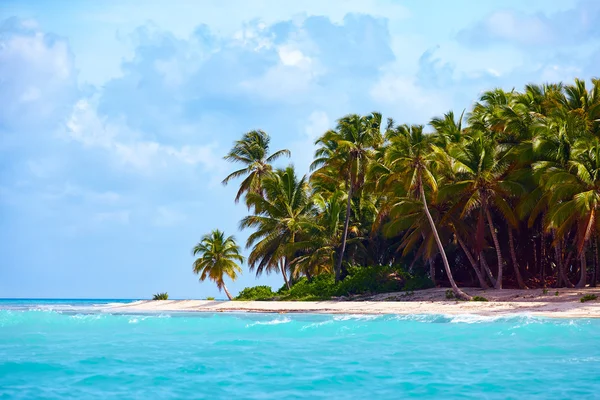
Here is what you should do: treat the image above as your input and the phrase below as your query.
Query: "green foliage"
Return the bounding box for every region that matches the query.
[580,294,598,303]
[206,297,215,300]
[272,265,430,301]
[555,291,559,296]
[235,285,276,301]
[218,78,600,294]
[471,296,488,302]
[403,274,435,292]
[152,292,168,300]
[445,289,455,299]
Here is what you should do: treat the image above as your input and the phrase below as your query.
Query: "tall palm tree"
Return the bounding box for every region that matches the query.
[385,124,471,300]
[546,138,600,288]
[240,166,315,289]
[312,112,382,282]
[222,130,291,204]
[441,131,524,289]
[192,230,244,300]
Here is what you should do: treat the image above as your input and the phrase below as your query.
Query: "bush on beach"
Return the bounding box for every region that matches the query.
[234,265,434,301]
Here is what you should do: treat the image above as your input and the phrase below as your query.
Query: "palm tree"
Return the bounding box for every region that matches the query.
[240,166,315,289]
[545,138,600,288]
[312,112,382,282]
[385,124,472,300]
[222,130,291,204]
[192,230,244,300]
[441,131,524,289]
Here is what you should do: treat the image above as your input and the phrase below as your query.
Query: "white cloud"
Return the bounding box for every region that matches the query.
[0,19,77,129]
[154,206,186,227]
[304,111,330,140]
[93,210,130,224]
[370,75,450,122]
[64,98,223,174]
[486,11,551,45]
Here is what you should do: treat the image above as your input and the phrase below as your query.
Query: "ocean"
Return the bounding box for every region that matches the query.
[1,299,599,399]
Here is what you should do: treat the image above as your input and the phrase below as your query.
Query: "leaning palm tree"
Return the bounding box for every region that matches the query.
[442,131,524,289]
[222,130,291,204]
[240,166,315,289]
[192,230,244,300]
[311,112,382,282]
[385,124,472,300]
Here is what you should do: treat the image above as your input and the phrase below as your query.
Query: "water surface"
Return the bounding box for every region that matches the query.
[1,299,598,399]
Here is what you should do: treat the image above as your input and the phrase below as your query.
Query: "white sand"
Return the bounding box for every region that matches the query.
[106,288,600,318]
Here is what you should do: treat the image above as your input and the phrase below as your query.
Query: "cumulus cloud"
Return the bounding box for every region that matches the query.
[0,18,78,131]
[458,1,600,48]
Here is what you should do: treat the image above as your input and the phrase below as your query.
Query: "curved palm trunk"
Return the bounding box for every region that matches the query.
[457,236,489,289]
[480,252,497,287]
[508,229,527,289]
[420,181,471,300]
[485,207,504,289]
[335,178,353,283]
[223,284,233,300]
[576,248,587,288]
[281,259,291,290]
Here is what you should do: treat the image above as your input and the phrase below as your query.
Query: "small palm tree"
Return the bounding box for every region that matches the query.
[192,230,244,300]
[152,292,168,300]
[222,130,291,204]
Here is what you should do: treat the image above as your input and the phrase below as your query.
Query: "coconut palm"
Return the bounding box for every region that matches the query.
[441,131,524,289]
[385,123,471,300]
[192,230,244,300]
[240,166,315,289]
[312,112,382,282]
[222,130,291,204]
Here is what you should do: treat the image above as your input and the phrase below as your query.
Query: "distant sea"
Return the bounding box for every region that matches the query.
[1,299,599,399]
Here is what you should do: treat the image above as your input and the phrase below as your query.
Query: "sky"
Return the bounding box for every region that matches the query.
[1,0,599,299]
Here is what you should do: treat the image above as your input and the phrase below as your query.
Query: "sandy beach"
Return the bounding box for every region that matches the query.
[107,287,600,318]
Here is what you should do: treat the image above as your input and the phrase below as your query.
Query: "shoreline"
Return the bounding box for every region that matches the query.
[106,288,600,319]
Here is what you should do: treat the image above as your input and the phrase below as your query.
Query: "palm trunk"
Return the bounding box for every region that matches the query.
[563,251,575,288]
[485,207,504,289]
[429,258,436,286]
[508,228,527,289]
[281,260,291,290]
[420,179,471,300]
[594,238,600,283]
[335,178,353,283]
[480,252,497,287]
[576,247,587,288]
[223,284,233,301]
[457,236,489,289]
[592,237,598,287]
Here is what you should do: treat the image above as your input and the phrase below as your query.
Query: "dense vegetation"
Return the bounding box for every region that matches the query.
[197,78,600,301]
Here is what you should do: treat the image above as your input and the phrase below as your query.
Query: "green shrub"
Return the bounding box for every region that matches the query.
[471,296,488,302]
[152,292,168,300]
[403,275,435,292]
[580,294,598,303]
[542,288,548,295]
[206,297,215,300]
[235,285,276,301]
[445,289,455,299]
[555,291,559,296]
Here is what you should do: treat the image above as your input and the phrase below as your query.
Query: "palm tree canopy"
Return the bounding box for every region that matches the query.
[192,230,244,291]
[222,130,291,203]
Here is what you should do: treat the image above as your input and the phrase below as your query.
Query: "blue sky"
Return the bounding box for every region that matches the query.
[1,0,599,299]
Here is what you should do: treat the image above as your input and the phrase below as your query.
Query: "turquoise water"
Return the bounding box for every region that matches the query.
[1,300,599,399]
